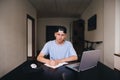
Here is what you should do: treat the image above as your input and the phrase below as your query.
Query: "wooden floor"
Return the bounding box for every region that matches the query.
[0,60,119,80]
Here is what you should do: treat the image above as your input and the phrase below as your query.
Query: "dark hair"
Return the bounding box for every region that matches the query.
[55,26,67,33]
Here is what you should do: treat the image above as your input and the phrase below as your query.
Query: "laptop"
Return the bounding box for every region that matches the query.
[65,50,100,72]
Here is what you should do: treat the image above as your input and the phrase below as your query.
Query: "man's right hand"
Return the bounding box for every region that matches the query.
[48,60,58,66]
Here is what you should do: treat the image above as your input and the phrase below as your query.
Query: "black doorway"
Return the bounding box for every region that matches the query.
[46,26,60,42]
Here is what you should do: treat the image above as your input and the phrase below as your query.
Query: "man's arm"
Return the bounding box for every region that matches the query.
[37,52,57,66]
[37,52,78,66]
[37,52,50,64]
[55,55,78,64]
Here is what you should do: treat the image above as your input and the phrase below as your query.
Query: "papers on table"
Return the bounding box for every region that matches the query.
[44,62,68,69]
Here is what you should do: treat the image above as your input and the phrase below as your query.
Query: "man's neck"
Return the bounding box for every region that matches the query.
[55,40,65,45]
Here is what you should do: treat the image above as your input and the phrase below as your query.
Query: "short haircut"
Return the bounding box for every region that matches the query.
[55,26,67,33]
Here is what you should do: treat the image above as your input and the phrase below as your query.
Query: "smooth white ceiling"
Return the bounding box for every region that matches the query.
[29,0,92,18]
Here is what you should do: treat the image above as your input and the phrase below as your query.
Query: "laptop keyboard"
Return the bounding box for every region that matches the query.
[73,65,79,70]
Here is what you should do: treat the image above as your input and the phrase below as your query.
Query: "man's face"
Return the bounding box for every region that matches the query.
[54,31,66,44]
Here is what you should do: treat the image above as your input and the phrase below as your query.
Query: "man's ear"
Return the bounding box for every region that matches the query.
[65,33,67,36]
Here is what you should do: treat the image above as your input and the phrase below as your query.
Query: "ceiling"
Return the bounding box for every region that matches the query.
[29,0,92,18]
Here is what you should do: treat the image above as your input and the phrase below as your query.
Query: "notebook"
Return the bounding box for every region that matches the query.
[44,62,68,69]
[65,50,100,72]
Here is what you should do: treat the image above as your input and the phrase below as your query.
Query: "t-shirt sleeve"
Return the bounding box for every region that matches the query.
[69,42,77,56]
[40,42,49,55]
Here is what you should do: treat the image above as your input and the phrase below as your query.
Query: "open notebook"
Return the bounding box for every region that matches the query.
[65,50,100,72]
[44,62,68,69]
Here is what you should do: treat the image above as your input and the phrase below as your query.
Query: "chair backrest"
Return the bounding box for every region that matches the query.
[79,50,100,71]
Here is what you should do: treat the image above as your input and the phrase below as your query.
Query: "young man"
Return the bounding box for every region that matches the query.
[37,26,78,66]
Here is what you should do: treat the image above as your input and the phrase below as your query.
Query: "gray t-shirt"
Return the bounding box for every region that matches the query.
[41,40,77,60]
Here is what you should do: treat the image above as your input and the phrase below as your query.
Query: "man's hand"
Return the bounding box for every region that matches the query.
[48,60,58,66]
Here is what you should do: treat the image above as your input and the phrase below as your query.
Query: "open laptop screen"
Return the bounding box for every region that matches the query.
[65,50,100,72]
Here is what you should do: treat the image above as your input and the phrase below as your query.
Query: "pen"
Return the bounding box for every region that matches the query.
[51,57,54,60]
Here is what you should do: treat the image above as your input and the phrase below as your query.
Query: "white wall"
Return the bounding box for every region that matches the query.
[81,0,117,69]
[0,0,37,77]
[114,0,120,70]
[37,18,78,50]
[104,0,115,69]
[115,0,120,54]
[81,0,104,63]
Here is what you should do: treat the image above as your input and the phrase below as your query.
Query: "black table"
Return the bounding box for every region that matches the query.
[1,60,99,80]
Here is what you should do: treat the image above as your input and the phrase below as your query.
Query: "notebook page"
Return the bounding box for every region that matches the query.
[44,62,68,69]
